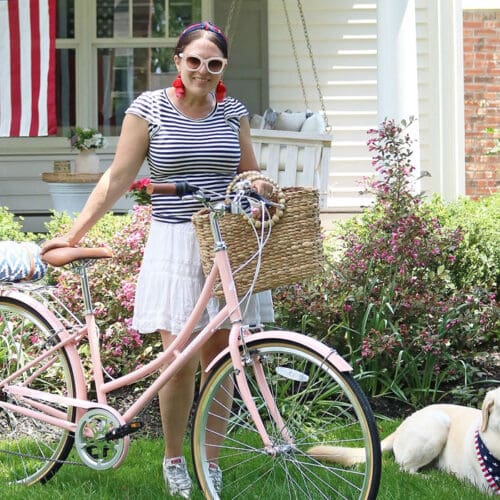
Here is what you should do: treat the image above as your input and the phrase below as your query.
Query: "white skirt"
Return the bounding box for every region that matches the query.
[132,219,274,334]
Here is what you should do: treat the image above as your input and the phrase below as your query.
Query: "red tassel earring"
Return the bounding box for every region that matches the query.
[215,80,227,102]
[172,74,185,98]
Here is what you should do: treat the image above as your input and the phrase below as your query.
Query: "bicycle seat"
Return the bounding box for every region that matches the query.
[42,246,113,267]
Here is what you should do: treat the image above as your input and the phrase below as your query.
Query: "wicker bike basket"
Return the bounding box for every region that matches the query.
[191,181,324,297]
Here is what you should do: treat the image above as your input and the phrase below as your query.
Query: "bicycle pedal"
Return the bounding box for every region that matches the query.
[105,420,144,440]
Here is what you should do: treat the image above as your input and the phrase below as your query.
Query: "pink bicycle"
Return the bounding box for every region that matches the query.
[0,180,381,499]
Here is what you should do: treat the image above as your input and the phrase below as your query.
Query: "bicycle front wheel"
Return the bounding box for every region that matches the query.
[192,338,381,500]
[0,296,76,485]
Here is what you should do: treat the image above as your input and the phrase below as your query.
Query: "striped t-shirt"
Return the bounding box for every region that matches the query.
[126,89,248,223]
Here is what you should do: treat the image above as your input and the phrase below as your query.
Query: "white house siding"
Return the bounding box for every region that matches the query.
[268,0,465,210]
[268,0,378,211]
[0,144,126,232]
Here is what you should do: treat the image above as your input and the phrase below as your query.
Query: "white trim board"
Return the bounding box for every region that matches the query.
[462,0,500,10]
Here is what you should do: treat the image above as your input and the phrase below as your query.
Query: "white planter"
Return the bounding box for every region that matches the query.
[75,150,100,173]
[42,172,102,217]
[45,182,96,216]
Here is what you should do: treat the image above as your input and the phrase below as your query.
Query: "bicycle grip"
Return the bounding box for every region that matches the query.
[175,182,199,198]
[146,182,199,197]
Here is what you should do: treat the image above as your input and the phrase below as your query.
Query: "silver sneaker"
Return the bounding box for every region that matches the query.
[163,456,192,498]
[208,462,223,494]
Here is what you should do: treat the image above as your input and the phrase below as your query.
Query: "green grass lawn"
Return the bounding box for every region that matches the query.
[1,433,495,500]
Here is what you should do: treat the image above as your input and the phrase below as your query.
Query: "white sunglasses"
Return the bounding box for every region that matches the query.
[179,53,227,75]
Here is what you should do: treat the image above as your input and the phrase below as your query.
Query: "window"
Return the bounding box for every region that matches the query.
[55,0,201,137]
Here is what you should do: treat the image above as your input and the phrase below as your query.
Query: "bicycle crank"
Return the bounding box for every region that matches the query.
[74,408,130,470]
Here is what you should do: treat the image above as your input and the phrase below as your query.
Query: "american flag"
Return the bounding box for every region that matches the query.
[0,0,56,137]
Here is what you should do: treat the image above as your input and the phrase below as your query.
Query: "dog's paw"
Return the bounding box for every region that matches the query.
[399,464,422,474]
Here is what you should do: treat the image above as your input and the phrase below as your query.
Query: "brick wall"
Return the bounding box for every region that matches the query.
[463,10,500,197]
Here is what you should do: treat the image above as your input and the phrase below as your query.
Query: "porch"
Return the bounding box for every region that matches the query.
[0,128,347,233]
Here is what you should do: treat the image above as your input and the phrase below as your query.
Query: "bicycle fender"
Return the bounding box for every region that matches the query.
[204,330,352,374]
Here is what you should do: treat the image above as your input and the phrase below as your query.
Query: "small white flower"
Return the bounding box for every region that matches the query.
[68,126,107,151]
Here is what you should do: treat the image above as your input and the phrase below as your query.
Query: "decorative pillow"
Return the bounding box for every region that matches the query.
[0,241,47,282]
[262,108,309,132]
[300,113,326,133]
[249,113,264,129]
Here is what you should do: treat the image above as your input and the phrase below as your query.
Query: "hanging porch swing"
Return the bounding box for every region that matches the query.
[225,0,333,207]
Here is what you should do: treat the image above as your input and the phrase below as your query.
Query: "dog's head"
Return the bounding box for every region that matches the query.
[481,387,500,433]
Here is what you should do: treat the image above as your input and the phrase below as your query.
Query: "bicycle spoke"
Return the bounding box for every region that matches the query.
[0,298,76,485]
[192,338,381,499]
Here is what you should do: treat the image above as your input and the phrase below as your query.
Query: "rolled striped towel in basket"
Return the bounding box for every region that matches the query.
[0,241,47,282]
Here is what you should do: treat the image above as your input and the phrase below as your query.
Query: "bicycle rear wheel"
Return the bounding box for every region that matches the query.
[192,338,381,500]
[0,296,76,485]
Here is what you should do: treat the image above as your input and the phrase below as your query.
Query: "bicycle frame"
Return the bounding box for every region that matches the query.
[0,201,352,459]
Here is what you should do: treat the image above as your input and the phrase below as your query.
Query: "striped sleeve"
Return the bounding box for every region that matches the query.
[125,90,162,138]
[223,97,248,132]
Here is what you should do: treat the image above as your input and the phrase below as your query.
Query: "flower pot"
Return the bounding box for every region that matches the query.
[46,182,97,215]
[75,150,100,174]
[42,172,103,217]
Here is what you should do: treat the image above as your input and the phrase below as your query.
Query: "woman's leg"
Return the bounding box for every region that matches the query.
[199,328,229,386]
[159,329,200,458]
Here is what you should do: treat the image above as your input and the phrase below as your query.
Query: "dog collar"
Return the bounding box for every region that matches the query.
[475,429,500,494]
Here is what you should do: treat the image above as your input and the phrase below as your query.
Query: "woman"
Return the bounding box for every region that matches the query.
[41,21,273,497]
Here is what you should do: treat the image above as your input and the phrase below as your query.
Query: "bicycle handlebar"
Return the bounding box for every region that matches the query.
[42,178,281,268]
[146,180,281,210]
[146,181,199,197]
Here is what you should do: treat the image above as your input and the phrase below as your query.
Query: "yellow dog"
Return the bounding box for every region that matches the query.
[308,388,500,495]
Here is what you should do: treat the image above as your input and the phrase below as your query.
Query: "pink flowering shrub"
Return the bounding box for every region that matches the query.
[46,206,160,379]
[274,117,499,406]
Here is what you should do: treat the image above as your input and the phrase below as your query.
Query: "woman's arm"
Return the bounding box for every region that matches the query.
[237,116,259,173]
[41,114,149,252]
[237,115,274,197]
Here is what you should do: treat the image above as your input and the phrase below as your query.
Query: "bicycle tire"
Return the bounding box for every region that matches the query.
[0,296,76,485]
[192,338,381,500]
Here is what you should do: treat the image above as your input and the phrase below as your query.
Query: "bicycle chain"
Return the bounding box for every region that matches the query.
[0,447,85,467]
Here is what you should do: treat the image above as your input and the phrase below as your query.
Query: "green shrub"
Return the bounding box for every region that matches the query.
[44,210,132,244]
[0,207,37,241]
[428,193,500,293]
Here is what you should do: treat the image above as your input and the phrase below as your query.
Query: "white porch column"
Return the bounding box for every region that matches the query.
[426,0,465,200]
[377,0,420,176]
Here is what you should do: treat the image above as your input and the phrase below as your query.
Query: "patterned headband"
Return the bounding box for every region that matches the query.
[179,21,227,44]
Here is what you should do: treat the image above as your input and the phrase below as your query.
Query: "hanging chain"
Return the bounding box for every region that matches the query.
[225,0,331,132]
[282,0,310,110]
[295,0,331,132]
[225,0,242,48]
